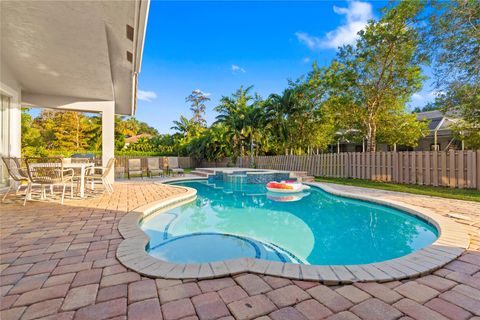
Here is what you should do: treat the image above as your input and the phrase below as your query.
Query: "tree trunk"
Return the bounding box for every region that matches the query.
[75,113,80,151]
[366,120,377,152]
[249,133,254,167]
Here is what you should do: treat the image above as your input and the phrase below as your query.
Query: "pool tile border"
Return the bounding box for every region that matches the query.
[117,181,470,283]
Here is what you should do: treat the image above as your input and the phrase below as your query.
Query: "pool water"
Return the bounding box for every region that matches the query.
[141,180,438,265]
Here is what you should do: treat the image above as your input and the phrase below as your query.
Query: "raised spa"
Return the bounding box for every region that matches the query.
[141,180,438,265]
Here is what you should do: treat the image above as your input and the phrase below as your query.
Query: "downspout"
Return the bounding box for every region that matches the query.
[132,0,150,116]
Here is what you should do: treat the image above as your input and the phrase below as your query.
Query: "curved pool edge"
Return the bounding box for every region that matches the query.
[116,179,470,284]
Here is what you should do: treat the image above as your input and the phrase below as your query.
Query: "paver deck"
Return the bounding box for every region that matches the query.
[1,180,479,320]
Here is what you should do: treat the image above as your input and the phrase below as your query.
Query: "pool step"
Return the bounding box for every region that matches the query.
[191,170,210,177]
[291,171,308,177]
[195,168,216,173]
[290,171,315,183]
[299,176,315,182]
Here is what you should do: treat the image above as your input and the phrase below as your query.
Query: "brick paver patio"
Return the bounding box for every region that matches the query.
[1,181,479,320]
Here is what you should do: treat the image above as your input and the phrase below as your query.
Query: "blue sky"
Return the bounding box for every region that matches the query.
[136,1,436,134]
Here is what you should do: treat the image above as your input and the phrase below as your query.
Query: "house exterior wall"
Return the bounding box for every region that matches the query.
[333,135,459,153]
[415,135,460,151]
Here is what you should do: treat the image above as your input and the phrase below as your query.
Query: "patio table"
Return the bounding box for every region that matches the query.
[64,162,94,198]
[30,162,94,198]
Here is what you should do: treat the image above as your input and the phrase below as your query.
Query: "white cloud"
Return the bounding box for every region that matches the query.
[295,32,321,50]
[412,93,424,101]
[412,90,444,102]
[193,89,211,97]
[137,90,157,102]
[302,57,311,63]
[231,64,246,73]
[296,1,374,50]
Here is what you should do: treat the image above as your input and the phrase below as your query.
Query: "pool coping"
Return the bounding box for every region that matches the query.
[116,180,470,284]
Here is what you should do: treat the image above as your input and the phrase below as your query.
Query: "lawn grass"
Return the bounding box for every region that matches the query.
[315,177,480,202]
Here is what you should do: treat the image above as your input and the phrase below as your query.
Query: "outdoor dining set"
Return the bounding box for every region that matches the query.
[1,156,114,205]
[1,156,185,206]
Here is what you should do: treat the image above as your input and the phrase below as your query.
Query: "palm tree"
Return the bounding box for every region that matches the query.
[214,86,256,159]
[171,116,195,137]
[265,88,298,154]
[214,86,269,166]
[243,104,266,165]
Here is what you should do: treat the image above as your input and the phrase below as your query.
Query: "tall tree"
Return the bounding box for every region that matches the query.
[186,89,210,127]
[332,1,427,151]
[50,111,96,151]
[116,117,140,137]
[21,108,43,156]
[424,0,480,148]
[425,0,479,86]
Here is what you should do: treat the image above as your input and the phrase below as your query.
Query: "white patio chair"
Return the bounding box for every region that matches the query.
[1,157,29,202]
[85,158,115,193]
[24,157,74,205]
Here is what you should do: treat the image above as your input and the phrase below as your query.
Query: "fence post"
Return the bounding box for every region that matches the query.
[448,151,455,188]
[425,152,431,186]
[410,152,416,185]
[477,150,480,190]
[441,152,448,186]
[458,151,464,189]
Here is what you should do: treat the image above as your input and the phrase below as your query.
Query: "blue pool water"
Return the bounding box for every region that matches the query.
[141,180,438,265]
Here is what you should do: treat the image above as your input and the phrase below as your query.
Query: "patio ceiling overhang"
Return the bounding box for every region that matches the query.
[0,0,149,116]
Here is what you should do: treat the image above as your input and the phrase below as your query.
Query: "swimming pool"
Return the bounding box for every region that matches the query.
[141,180,438,265]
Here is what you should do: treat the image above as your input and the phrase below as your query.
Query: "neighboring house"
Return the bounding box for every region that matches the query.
[0,0,150,187]
[124,133,153,148]
[329,110,461,153]
[414,110,460,151]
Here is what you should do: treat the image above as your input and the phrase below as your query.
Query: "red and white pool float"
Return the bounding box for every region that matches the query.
[266,180,310,193]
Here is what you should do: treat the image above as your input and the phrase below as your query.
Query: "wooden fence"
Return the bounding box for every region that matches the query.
[199,151,480,190]
[109,151,480,189]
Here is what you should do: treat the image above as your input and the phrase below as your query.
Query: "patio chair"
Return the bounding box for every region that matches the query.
[167,157,184,176]
[127,158,143,179]
[161,157,169,176]
[66,157,90,191]
[1,157,29,202]
[85,158,115,193]
[147,157,161,178]
[24,157,74,205]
